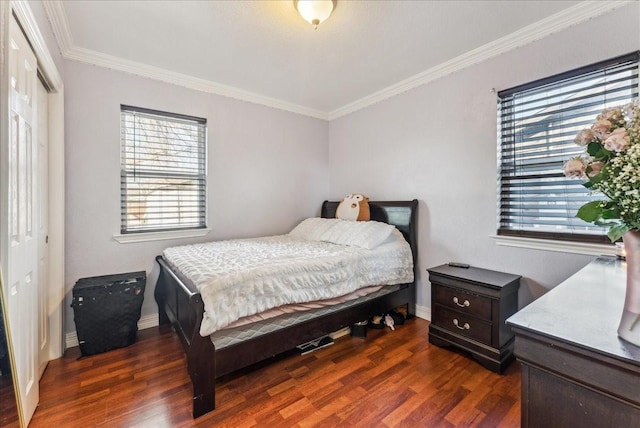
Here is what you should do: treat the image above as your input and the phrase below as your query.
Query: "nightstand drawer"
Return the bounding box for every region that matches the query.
[428,264,520,373]
[434,285,492,320]
[433,305,492,344]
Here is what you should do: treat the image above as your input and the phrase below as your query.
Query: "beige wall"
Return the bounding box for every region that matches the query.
[328,3,640,314]
[63,61,329,333]
[60,2,640,334]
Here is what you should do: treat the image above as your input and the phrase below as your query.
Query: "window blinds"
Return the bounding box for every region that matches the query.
[497,52,639,243]
[120,105,207,234]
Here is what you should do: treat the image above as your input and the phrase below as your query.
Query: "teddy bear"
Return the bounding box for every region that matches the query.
[336,194,370,221]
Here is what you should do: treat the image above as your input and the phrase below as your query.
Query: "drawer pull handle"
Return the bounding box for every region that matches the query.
[452,296,470,308]
[453,319,470,330]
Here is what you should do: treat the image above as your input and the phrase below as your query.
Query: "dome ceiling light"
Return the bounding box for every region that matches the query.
[294,0,336,29]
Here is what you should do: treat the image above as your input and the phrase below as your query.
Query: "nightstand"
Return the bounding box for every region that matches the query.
[427,264,520,373]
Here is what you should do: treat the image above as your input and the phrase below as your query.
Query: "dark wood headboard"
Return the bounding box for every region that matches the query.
[321,199,418,268]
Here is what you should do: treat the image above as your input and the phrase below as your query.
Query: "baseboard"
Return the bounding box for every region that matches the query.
[415,304,431,321]
[65,306,431,349]
[137,313,160,330]
[65,313,160,349]
[333,304,431,340]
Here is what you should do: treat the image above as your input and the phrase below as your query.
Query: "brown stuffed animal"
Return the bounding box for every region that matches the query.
[336,194,370,221]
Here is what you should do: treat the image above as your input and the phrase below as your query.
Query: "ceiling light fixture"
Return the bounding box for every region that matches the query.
[294,0,336,30]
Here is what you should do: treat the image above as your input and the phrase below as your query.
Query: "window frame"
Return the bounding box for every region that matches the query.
[496,52,640,245]
[119,105,208,236]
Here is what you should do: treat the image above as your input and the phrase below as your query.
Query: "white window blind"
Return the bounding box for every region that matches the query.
[497,52,639,243]
[120,105,207,234]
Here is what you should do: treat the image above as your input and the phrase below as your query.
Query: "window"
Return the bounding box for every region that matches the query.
[120,105,207,234]
[497,52,639,243]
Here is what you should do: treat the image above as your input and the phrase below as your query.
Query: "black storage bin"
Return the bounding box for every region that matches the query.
[351,320,367,338]
[71,271,146,356]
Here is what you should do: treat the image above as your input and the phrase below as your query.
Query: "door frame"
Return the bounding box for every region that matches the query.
[1,0,65,360]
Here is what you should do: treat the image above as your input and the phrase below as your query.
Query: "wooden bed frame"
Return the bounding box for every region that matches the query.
[154,199,418,418]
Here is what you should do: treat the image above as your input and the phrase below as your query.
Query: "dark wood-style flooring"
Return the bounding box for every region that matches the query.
[30,318,521,427]
[0,369,20,427]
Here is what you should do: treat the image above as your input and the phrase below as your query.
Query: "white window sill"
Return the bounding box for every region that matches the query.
[491,235,616,257]
[113,228,211,244]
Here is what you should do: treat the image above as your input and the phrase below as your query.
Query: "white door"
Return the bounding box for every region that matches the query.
[7,14,40,423]
[37,81,49,378]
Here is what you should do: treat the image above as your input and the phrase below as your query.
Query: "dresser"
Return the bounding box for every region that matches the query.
[507,257,640,427]
[428,264,521,373]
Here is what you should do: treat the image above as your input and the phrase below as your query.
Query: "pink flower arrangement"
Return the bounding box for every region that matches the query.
[563,101,640,241]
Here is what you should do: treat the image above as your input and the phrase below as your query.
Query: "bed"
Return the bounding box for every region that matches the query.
[154,199,418,418]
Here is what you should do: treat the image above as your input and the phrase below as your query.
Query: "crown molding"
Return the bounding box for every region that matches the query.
[41,0,72,57]
[11,0,63,91]
[64,44,329,120]
[42,0,633,122]
[327,0,634,120]
[41,0,328,120]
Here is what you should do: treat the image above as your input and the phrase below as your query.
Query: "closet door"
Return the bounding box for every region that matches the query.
[6,14,40,423]
[37,80,49,379]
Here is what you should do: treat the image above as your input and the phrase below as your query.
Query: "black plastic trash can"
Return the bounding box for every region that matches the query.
[71,271,146,356]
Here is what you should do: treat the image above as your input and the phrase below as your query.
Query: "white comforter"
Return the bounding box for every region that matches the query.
[162,229,414,336]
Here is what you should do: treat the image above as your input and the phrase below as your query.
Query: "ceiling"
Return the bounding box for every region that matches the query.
[42,1,623,119]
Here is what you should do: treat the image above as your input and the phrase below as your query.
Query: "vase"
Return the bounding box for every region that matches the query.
[618,230,640,347]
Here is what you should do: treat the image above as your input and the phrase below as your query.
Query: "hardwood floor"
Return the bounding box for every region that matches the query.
[0,369,20,427]
[30,318,521,427]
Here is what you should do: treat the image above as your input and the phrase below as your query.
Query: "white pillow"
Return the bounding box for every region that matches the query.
[320,220,395,250]
[288,217,340,241]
